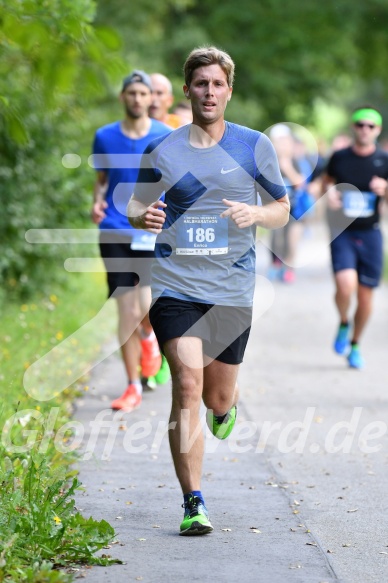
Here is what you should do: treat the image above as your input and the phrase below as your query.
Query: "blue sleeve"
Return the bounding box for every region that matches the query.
[92,131,107,172]
[254,133,287,202]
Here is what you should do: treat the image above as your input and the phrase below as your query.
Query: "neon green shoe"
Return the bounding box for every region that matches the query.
[179,496,213,536]
[146,376,157,390]
[206,405,237,440]
[154,355,171,385]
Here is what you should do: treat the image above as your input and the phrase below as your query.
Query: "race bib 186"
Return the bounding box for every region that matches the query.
[342,190,377,218]
[176,214,228,255]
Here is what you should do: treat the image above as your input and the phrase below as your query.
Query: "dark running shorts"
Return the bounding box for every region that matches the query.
[330,226,383,288]
[149,296,252,365]
[99,232,154,297]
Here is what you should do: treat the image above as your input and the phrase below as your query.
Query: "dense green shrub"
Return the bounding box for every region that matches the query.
[0,0,125,300]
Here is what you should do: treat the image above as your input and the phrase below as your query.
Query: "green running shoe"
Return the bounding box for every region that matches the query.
[179,496,213,536]
[206,405,237,440]
[154,355,171,385]
[141,376,157,391]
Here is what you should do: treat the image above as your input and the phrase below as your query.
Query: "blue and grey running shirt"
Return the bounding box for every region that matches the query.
[134,122,287,307]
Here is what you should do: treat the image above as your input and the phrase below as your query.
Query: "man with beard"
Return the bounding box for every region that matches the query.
[91,70,171,411]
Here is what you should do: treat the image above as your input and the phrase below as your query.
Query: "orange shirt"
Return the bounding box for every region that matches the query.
[165,113,182,129]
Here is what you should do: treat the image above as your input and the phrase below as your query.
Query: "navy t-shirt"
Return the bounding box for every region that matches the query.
[326,146,388,231]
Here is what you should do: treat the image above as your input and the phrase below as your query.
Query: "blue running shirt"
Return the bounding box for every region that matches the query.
[92,119,171,234]
[134,122,287,306]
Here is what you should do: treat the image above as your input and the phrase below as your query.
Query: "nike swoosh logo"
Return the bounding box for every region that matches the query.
[221,166,239,174]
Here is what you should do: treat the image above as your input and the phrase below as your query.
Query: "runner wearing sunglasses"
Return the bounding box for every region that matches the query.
[322,106,388,369]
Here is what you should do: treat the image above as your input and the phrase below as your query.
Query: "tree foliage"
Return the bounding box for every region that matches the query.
[0,0,125,299]
[95,0,388,125]
[2,0,388,299]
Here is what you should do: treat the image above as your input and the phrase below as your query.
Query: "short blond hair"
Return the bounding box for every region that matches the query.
[184,46,235,88]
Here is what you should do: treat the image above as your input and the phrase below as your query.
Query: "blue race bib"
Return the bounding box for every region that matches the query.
[130,231,157,251]
[176,214,228,255]
[342,191,377,218]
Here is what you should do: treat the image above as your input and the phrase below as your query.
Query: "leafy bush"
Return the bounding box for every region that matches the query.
[0,455,120,581]
[0,0,125,299]
[0,272,117,580]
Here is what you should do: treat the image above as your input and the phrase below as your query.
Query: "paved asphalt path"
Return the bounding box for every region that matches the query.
[74,221,388,583]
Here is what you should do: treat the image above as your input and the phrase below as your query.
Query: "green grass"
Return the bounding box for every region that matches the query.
[0,269,119,581]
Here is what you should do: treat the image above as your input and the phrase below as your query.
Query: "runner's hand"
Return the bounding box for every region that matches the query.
[91,200,108,224]
[221,199,256,228]
[138,200,167,233]
[370,175,388,197]
[326,187,342,210]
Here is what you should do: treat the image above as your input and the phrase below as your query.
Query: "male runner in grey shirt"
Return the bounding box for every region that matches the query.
[127,46,289,535]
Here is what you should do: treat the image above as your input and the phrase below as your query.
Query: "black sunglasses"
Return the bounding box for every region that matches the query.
[354,121,376,129]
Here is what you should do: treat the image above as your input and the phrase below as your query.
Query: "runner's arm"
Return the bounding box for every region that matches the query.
[91,170,108,224]
[369,175,388,200]
[278,156,305,189]
[321,172,343,210]
[221,194,290,229]
[127,195,167,234]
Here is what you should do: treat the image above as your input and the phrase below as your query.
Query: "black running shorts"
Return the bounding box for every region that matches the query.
[149,296,252,365]
[99,232,154,297]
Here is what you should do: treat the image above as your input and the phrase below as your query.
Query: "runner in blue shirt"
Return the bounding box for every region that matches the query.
[127,47,289,535]
[91,70,171,412]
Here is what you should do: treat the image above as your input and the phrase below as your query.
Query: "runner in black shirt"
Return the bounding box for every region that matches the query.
[322,106,388,369]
